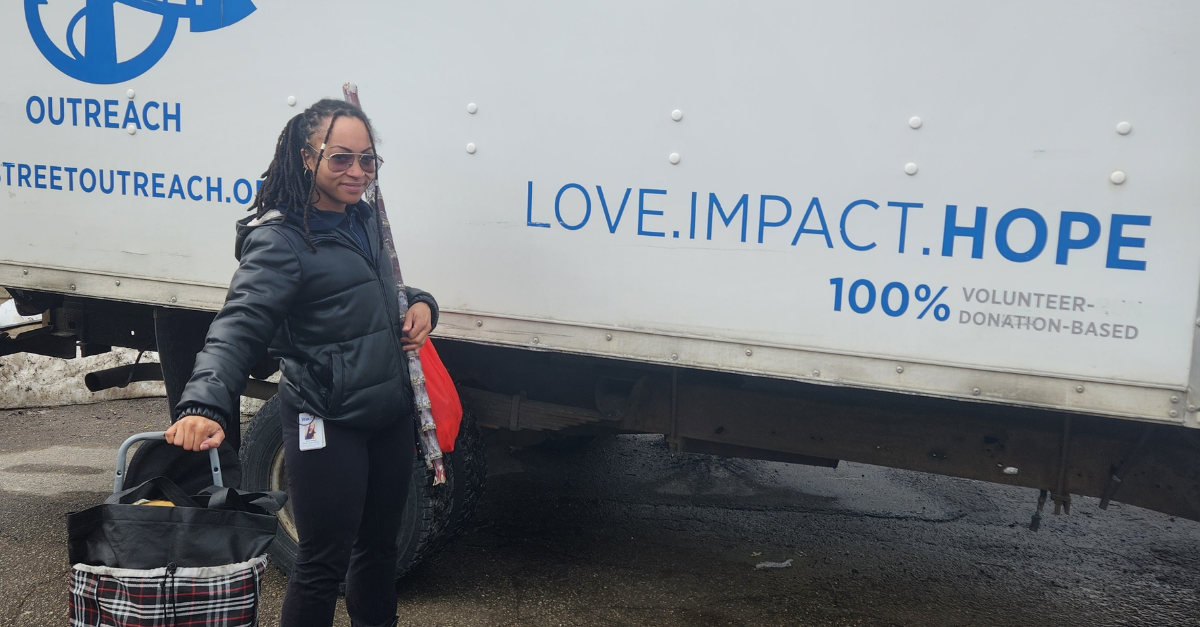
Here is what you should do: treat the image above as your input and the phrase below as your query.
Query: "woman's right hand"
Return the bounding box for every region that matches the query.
[165,415,226,451]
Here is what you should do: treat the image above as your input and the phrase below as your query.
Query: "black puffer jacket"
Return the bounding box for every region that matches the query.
[176,202,437,432]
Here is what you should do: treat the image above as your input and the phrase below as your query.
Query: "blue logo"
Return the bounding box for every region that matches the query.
[26,0,256,85]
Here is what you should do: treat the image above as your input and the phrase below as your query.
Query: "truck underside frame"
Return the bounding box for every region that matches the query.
[434,341,1200,524]
[6,292,1199,524]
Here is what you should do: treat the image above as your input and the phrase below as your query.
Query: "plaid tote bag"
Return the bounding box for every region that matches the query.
[69,556,267,627]
[67,433,285,626]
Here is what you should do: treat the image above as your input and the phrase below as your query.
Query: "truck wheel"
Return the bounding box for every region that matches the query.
[239,395,452,581]
[436,409,487,550]
[395,444,452,578]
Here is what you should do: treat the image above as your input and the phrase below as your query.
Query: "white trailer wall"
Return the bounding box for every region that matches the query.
[2,1,1198,423]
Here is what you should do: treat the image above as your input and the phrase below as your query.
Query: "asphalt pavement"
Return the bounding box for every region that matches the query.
[2,398,1199,626]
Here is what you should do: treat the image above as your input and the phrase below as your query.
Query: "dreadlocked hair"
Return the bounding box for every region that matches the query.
[248,98,379,250]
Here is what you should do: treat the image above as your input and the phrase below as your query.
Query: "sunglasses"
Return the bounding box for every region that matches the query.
[306,143,383,173]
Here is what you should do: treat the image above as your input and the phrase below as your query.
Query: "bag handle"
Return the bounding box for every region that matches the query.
[198,486,289,513]
[113,431,223,493]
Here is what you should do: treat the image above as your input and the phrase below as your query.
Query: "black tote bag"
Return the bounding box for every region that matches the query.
[67,475,285,570]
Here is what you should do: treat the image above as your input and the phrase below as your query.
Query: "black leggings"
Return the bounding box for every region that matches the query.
[279,402,414,627]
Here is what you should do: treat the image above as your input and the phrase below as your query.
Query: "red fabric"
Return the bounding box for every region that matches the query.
[420,339,462,453]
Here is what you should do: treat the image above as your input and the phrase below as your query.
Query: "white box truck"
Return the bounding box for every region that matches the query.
[3,1,1199,577]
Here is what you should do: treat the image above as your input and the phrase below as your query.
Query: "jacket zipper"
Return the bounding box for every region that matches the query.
[305,229,408,364]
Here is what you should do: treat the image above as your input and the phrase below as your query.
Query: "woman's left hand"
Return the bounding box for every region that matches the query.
[402,302,433,352]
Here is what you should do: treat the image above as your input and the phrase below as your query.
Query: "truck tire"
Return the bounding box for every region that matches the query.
[435,409,487,550]
[394,445,452,579]
[239,395,451,581]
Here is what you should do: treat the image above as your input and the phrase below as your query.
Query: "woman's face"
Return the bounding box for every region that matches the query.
[304,116,375,212]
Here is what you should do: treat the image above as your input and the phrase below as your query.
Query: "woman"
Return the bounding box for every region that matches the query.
[164,99,435,627]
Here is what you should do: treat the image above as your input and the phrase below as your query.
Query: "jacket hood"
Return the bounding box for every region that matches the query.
[234,209,285,261]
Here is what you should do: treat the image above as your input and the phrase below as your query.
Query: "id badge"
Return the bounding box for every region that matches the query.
[298,412,327,451]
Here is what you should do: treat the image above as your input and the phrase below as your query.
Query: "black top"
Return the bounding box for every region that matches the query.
[285,203,371,258]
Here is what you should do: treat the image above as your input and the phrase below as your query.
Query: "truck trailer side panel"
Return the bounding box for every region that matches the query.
[2,1,1198,423]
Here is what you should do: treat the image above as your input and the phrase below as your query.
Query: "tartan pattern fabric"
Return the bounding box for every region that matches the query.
[69,555,267,627]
